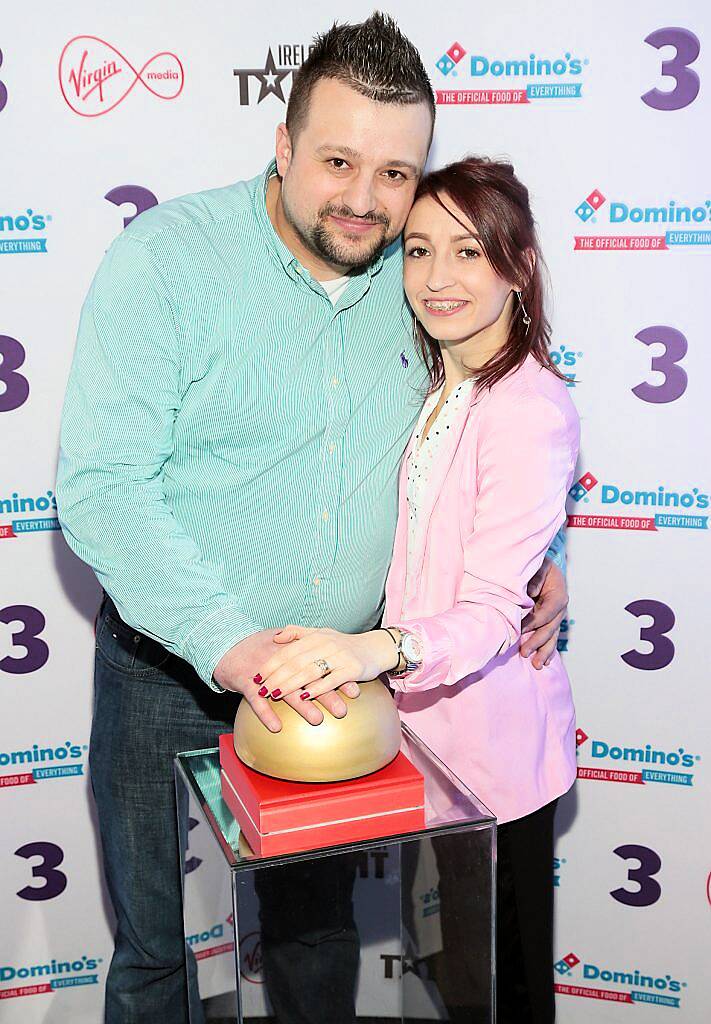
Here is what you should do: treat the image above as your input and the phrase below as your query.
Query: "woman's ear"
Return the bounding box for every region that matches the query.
[518,248,536,290]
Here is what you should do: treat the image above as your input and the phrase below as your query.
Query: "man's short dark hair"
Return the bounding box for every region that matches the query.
[286,12,435,140]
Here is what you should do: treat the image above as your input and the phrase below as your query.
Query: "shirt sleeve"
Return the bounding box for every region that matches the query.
[545,524,567,574]
[388,392,578,693]
[56,232,258,689]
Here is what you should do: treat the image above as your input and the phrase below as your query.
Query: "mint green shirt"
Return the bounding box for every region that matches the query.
[57,161,564,689]
[57,163,428,687]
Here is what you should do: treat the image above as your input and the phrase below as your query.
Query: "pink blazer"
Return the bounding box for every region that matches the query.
[385,355,580,823]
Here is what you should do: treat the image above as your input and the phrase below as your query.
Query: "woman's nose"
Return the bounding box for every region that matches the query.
[426,255,456,292]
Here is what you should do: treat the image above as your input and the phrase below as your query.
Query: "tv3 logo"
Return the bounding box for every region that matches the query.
[105,185,158,228]
[1,606,49,674]
[555,324,687,406]
[15,842,67,901]
[0,48,7,113]
[643,28,701,110]
[552,844,663,915]
[0,188,158,416]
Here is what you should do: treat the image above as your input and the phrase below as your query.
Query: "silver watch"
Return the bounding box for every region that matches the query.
[392,629,423,675]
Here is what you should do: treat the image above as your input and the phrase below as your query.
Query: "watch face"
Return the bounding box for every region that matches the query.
[402,632,423,664]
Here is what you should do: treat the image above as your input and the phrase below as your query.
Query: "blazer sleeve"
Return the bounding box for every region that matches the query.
[388,391,579,692]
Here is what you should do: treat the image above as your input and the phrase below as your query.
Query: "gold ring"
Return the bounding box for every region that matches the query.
[314,658,331,678]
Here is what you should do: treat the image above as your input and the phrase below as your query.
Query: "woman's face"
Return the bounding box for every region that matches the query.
[403,194,515,347]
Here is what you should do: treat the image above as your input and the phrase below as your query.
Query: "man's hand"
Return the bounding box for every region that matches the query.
[520,558,568,670]
[213,630,351,732]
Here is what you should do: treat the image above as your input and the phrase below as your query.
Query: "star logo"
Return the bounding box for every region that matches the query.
[233,48,293,106]
[255,48,291,103]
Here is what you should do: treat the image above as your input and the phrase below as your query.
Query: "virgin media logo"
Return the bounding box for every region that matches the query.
[59,36,184,117]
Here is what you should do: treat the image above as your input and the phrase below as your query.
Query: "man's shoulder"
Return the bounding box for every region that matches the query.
[119,172,263,248]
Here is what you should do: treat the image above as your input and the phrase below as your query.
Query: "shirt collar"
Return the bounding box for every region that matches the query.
[253,159,385,284]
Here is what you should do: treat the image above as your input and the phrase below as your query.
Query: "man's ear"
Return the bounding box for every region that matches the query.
[275,123,293,177]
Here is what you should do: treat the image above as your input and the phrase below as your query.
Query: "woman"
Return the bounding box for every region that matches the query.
[257,156,579,1021]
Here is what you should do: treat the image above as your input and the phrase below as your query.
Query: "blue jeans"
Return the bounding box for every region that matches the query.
[90,594,359,1024]
[91,594,240,1023]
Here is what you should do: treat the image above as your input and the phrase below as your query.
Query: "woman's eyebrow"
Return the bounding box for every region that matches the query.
[404,231,480,242]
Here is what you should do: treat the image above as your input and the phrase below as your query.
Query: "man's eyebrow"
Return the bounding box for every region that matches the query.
[404,231,480,242]
[316,144,420,174]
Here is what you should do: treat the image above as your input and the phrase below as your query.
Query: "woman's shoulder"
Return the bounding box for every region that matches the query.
[479,355,580,435]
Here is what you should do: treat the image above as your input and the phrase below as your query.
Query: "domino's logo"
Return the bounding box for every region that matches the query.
[575,189,606,222]
[554,949,687,1008]
[555,952,581,976]
[568,472,598,502]
[435,42,467,77]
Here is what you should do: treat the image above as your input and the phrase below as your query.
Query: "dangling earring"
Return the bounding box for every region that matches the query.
[515,290,531,334]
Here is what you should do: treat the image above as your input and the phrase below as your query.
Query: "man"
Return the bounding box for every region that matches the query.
[57,13,566,1024]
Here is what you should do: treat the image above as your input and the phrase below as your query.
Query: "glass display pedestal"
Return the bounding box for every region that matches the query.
[175,726,495,1023]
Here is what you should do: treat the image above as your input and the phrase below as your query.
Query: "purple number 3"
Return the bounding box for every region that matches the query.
[16,842,67,901]
[632,326,688,404]
[0,335,30,412]
[621,600,675,670]
[611,844,662,907]
[0,48,7,113]
[0,605,49,674]
[642,28,701,110]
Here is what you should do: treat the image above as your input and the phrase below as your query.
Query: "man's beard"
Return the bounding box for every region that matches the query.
[282,193,394,269]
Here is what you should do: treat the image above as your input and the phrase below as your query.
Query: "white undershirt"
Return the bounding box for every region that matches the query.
[404,379,475,599]
[320,275,351,305]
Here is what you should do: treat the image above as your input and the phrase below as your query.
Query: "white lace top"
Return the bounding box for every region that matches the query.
[405,379,475,597]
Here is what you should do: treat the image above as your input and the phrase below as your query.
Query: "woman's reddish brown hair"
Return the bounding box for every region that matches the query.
[411,155,566,391]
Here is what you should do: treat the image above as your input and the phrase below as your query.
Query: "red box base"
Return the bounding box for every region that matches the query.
[219,733,425,856]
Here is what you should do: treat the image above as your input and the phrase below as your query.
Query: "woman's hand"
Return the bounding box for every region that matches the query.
[255,626,399,703]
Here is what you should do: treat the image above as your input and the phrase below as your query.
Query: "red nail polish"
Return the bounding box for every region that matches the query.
[258,685,268,697]
[253,674,262,684]
[300,692,311,701]
[271,689,282,699]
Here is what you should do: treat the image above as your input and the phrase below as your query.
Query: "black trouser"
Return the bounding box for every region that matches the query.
[496,801,558,1022]
[431,800,558,1023]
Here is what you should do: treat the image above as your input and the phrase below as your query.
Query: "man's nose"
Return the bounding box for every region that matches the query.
[340,173,377,218]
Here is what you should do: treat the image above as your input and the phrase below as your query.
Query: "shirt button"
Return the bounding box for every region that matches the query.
[331,377,339,387]
[313,576,321,586]
[328,443,336,454]
[322,510,329,522]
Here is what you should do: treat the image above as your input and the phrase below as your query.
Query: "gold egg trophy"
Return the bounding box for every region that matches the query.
[219,679,425,856]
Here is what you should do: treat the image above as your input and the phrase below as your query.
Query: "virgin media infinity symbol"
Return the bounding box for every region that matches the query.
[59,35,184,117]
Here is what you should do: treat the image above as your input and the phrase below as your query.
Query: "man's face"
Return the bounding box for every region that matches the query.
[276,78,432,270]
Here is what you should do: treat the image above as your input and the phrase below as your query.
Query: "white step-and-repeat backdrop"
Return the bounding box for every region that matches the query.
[1,1,709,1020]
